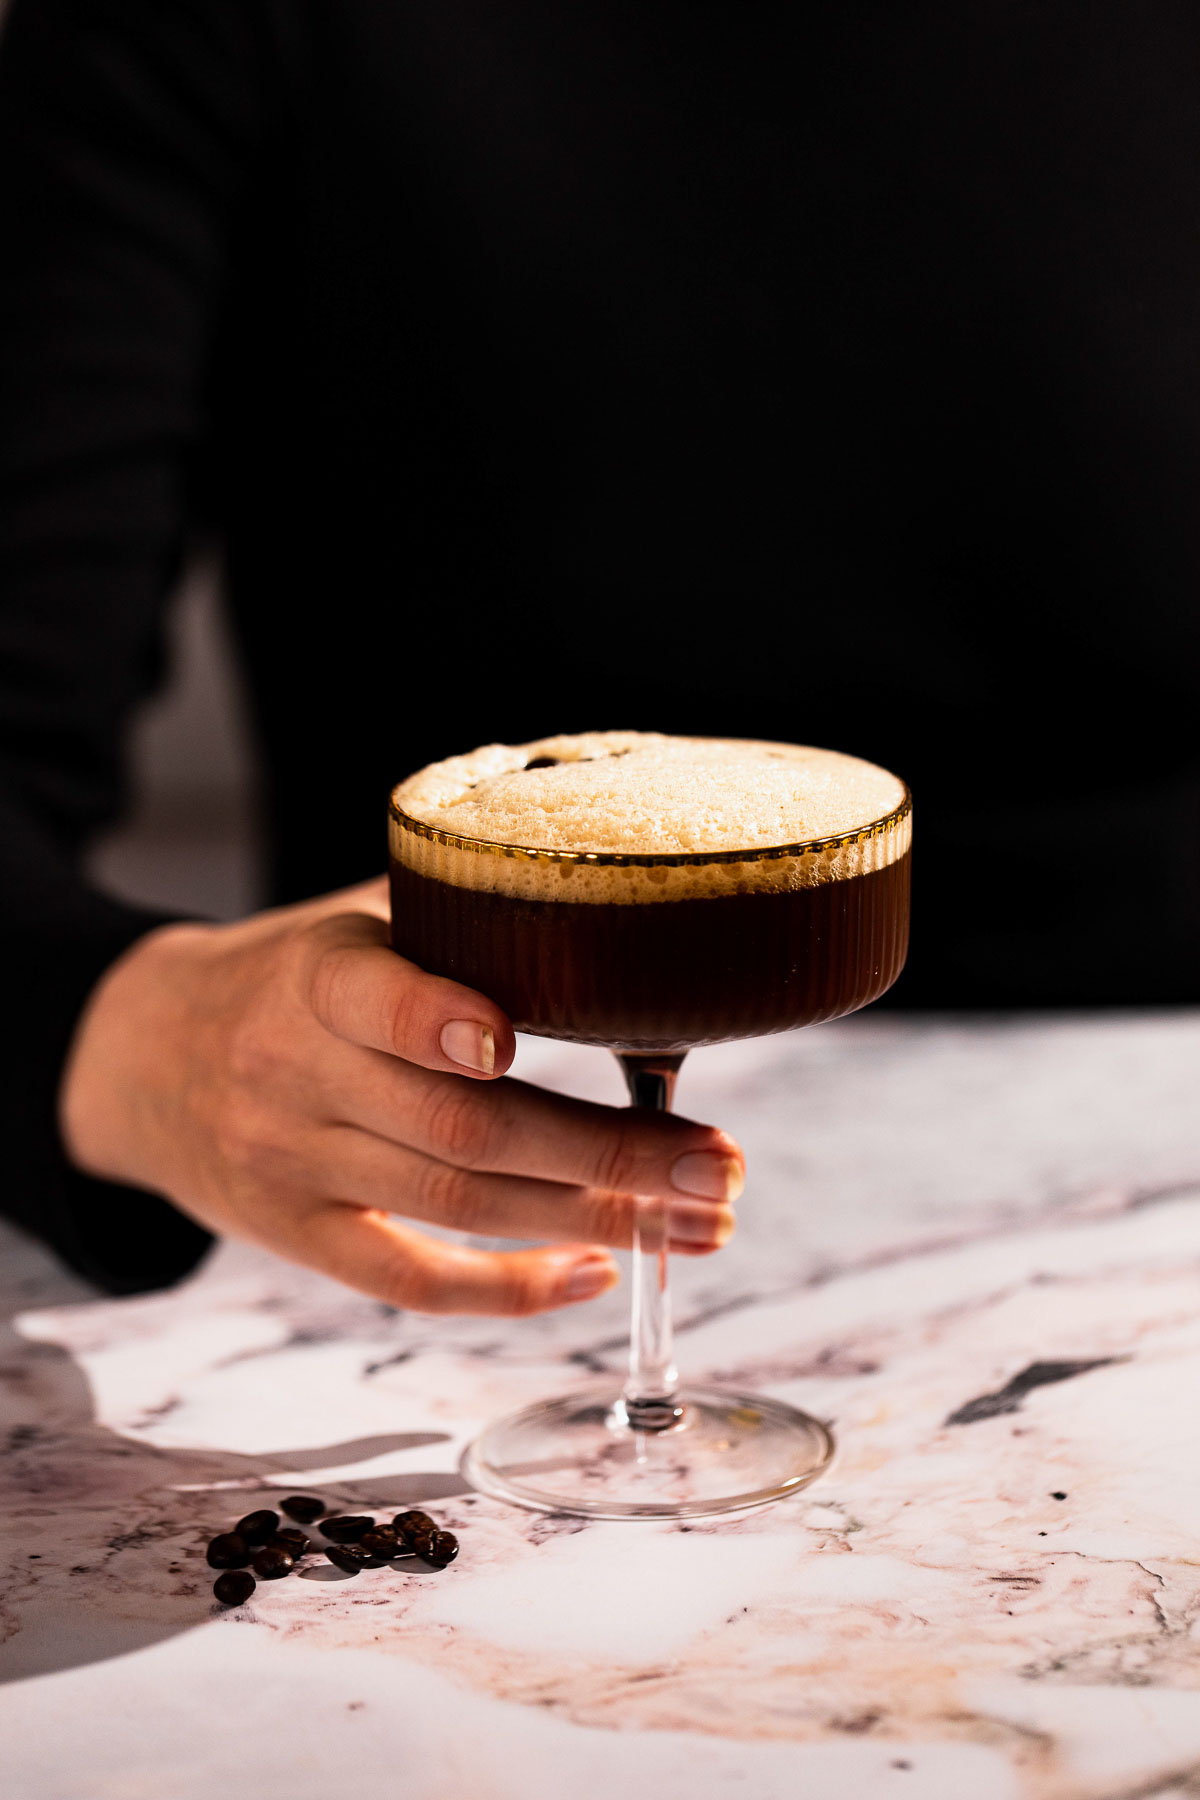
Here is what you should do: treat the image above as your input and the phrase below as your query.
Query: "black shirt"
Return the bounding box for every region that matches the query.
[2,0,1198,1290]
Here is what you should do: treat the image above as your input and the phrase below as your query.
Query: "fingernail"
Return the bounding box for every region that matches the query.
[670,1152,744,1202]
[667,1201,735,1246]
[562,1257,619,1301]
[440,1021,495,1074]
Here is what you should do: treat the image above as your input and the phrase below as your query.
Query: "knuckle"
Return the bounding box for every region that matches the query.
[499,1267,546,1317]
[309,907,380,946]
[275,920,322,1000]
[585,1189,634,1247]
[374,1240,423,1311]
[212,1108,267,1178]
[420,1160,483,1230]
[591,1124,640,1196]
[208,1092,296,1187]
[307,940,353,1032]
[225,1012,279,1087]
[424,1082,498,1170]
[374,1240,464,1317]
[381,979,425,1058]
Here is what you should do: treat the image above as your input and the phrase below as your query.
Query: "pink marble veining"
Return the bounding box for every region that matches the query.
[3,1014,1200,1800]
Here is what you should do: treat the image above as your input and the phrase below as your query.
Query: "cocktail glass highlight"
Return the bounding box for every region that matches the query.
[388,754,910,1519]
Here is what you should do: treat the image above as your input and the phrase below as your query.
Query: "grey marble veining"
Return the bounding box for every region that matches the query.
[3,1012,1200,1799]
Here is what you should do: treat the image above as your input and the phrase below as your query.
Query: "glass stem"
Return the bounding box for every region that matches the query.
[616,1052,687,1431]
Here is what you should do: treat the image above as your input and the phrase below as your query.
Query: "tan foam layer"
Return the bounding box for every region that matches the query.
[390,732,910,903]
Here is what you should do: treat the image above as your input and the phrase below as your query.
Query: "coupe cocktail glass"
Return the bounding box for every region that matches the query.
[388,747,910,1518]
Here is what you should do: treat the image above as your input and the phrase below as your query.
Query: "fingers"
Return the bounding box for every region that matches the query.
[306,914,516,1081]
[287,1204,622,1317]
[335,1054,745,1206]
[311,1124,737,1255]
[300,912,743,1204]
[295,907,742,1259]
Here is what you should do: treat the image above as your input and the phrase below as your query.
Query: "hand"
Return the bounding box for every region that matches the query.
[59,879,744,1315]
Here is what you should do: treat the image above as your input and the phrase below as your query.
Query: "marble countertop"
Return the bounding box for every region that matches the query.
[4,1012,1200,1800]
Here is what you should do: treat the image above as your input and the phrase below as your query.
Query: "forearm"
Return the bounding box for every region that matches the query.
[0,0,267,1288]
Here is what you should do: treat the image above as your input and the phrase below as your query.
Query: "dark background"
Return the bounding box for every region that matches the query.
[9,0,1200,1013]
[5,0,1200,1303]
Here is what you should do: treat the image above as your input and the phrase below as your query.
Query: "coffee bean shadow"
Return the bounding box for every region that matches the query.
[0,1269,464,1686]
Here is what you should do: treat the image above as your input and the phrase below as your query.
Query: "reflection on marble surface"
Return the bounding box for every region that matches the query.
[2,1014,1200,1799]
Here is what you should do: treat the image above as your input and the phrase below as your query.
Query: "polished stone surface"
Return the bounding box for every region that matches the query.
[3,1013,1200,1799]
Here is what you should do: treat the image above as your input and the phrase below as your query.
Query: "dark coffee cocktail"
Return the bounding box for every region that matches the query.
[388,732,910,1054]
[388,731,912,1520]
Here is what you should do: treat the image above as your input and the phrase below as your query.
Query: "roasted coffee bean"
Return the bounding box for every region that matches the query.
[359,1526,400,1559]
[427,1531,459,1567]
[393,1509,435,1532]
[251,1545,295,1580]
[280,1495,326,1524]
[393,1510,436,1540]
[319,1514,374,1543]
[206,1532,251,1569]
[325,1544,372,1575]
[235,1509,280,1545]
[271,1529,310,1560]
[329,1534,388,1569]
[213,1570,256,1606]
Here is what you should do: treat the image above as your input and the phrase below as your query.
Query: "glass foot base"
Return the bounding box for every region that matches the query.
[462,1383,835,1520]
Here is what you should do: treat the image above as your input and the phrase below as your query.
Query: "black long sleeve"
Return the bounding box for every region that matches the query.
[0,0,270,1289]
[3,0,1200,1292]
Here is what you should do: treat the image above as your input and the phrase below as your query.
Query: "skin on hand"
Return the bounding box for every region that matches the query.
[58,877,744,1316]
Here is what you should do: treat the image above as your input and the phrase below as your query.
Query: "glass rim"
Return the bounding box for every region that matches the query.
[388,784,912,870]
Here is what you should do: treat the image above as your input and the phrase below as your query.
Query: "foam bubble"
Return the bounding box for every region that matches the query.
[390,732,910,904]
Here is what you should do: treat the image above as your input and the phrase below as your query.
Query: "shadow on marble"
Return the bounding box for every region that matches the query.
[332,1469,473,1505]
[0,1289,461,1685]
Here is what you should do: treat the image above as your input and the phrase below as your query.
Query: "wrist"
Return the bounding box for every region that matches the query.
[58,919,216,1186]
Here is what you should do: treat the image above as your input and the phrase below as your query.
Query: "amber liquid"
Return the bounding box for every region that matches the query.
[389,850,910,1054]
